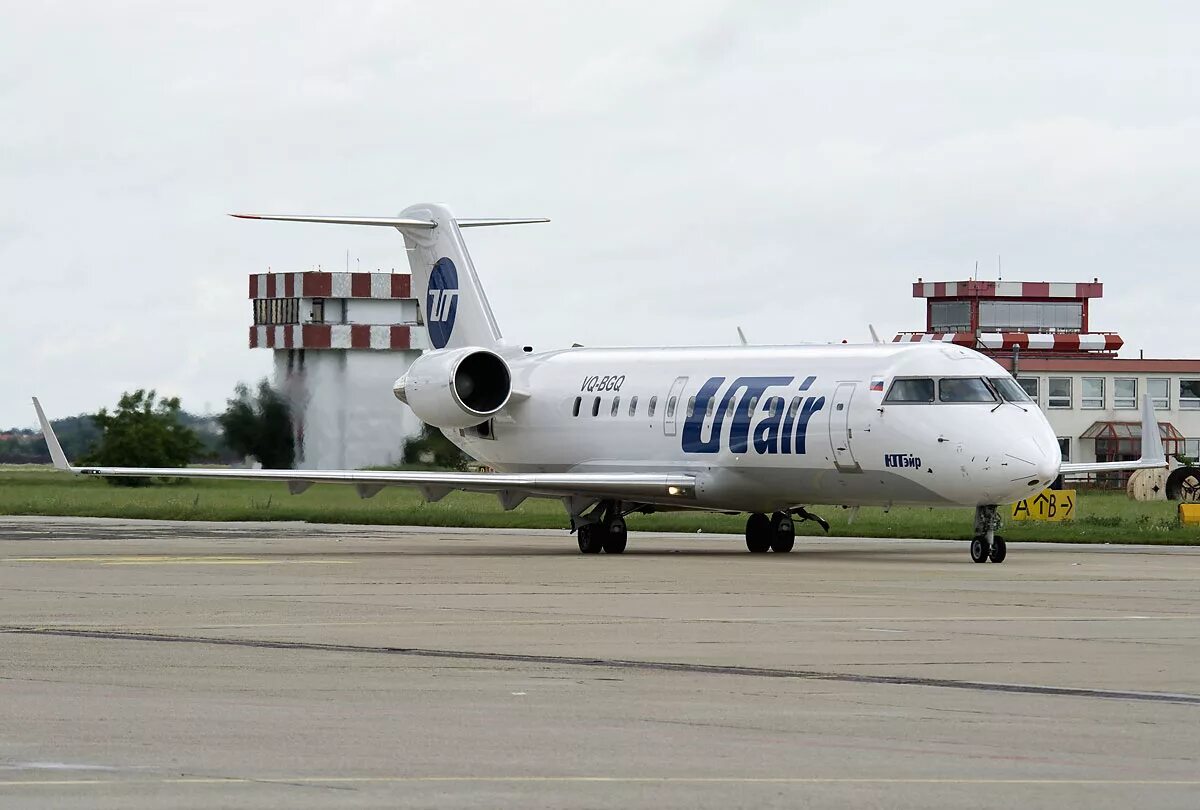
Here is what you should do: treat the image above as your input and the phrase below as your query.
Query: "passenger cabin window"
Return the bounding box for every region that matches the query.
[611,397,620,417]
[572,397,581,417]
[666,396,676,418]
[628,396,638,416]
[884,378,934,403]
[989,377,1032,403]
[591,397,600,417]
[686,397,696,417]
[648,396,657,417]
[938,377,996,403]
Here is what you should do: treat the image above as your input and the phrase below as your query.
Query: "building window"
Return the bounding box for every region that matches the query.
[1148,378,1170,410]
[572,397,581,417]
[648,397,657,418]
[611,397,620,417]
[1179,380,1200,410]
[253,297,300,325]
[628,396,638,417]
[1081,377,1105,409]
[1016,377,1039,404]
[1048,377,1072,409]
[311,298,325,324]
[1184,438,1200,461]
[930,300,971,331]
[1057,437,1071,463]
[979,301,1082,332]
[1114,378,1137,410]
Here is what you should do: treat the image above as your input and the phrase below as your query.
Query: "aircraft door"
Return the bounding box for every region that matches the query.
[663,376,688,437]
[829,382,862,473]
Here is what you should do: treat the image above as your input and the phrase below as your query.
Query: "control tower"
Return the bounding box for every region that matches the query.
[249,270,428,469]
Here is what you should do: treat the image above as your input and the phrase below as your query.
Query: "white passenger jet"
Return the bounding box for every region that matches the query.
[33,203,1167,562]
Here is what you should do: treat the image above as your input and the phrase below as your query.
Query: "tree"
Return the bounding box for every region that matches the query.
[83,390,204,486]
[402,423,470,470]
[218,380,295,469]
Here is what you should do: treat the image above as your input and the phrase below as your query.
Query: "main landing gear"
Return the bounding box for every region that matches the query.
[971,504,1007,564]
[575,503,628,554]
[744,508,830,553]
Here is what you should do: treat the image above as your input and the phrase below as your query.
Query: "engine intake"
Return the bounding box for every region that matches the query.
[394,347,512,429]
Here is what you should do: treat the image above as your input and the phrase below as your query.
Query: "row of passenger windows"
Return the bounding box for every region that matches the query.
[572,393,810,420]
[885,376,1031,404]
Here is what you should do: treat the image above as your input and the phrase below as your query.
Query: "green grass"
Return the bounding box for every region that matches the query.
[0,468,1195,544]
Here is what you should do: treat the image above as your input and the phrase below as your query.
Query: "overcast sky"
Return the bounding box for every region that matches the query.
[3,1,1197,426]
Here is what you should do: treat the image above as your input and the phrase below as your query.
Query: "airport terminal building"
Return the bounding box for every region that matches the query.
[894,279,1200,477]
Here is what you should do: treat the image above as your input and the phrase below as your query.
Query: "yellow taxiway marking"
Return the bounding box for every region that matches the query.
[2,556,353,566]
[1,776,1199,787]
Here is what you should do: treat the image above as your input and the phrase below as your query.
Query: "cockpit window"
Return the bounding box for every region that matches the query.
[939,377,997,403]
[884,378,934,403]
[989,377,1032,403]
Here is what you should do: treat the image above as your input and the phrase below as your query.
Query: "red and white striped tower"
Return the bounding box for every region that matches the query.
[249,270,428,469]
[893,278,1123,357]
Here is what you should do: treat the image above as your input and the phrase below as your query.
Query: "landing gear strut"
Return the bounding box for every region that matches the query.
[971,505,1006,563]
[575,502,628,554]
[745,512,795,553]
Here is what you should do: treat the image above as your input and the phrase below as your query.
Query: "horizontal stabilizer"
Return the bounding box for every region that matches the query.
[231,213,437,228]
[230,214,549,229]
[456,218,550,228]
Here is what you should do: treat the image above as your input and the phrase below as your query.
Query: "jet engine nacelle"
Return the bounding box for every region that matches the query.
[393,347,512,429]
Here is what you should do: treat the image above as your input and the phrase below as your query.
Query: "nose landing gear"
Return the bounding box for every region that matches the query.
[971,504,1007,563]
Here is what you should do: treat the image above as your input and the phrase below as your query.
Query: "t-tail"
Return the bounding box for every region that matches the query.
[231,204,547,350]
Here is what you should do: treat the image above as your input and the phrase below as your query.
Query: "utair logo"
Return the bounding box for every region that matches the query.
[426,257,460,349]
[682,375,825,455]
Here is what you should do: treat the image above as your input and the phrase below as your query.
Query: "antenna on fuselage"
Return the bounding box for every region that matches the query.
[736,326,749,346]
[868,324,881,344]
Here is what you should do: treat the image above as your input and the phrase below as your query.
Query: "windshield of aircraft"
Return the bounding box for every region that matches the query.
[989,376,1032,403]
[939,377,997,402]
[884,378,934,403]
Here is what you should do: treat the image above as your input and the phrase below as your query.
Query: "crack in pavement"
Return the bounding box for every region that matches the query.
[4,625,1199,706]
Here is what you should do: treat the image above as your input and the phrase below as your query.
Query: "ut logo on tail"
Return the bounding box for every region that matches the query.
[426,257,460,349]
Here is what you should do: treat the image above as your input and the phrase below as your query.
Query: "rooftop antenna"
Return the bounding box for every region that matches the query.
[973,260,978,281]
[997,254,1002,281]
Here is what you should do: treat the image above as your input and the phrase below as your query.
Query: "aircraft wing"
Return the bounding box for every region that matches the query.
[31,398,696,507]
[1058,394,1168,476]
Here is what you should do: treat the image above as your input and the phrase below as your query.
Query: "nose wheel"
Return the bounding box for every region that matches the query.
[971,505,1007,563]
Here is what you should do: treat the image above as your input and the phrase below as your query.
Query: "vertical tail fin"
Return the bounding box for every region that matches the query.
[231,205,547,351]
[398,203,502,350]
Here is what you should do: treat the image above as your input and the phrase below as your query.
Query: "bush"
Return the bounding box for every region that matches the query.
[218,380,295,469]
[83,390,204,486]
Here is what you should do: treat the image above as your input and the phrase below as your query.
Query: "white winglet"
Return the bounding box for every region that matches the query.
[1139,392,1166,465]
[32,397,71,471]
[1059,393,1168,475]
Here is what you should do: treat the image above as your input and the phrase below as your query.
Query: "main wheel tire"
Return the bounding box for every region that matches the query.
[989,536,1007,563]
[602,518,628,554]
[770,512,795,553]
[970,535,990,563]
[577,524,603,554]
[745,513,771,553]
